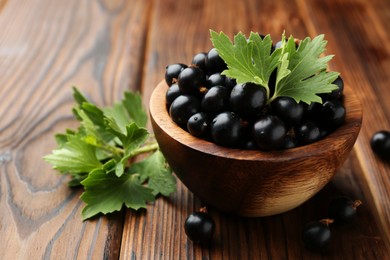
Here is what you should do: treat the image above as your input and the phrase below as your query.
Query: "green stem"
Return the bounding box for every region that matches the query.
[267,93,277,104]
[132,142,159,156]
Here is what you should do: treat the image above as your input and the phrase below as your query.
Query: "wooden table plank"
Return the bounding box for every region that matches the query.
[0,0,150,258]
[1,0,389,259]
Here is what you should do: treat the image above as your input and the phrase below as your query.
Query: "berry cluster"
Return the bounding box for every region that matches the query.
[165,46,345,151]
[302,196,362,251]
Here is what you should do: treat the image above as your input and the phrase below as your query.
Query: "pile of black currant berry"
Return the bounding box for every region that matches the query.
[164,46,345,151]
[302,196,362,251]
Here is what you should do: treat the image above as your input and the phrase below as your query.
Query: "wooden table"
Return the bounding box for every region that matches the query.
[1,0,389,259]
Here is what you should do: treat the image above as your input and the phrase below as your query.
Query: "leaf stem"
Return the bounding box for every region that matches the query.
[133,142,159,156]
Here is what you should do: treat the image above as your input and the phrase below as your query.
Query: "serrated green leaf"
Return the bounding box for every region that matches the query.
[211,31,338,104]
[128,150,176,196]
[210,30,281,92]
[45,87,174,221]
[44,135,102,174]
[80,169,155,220]
[106,121,149,151]
[103,103,131,134]
[68,173,88,187]
[54,133,69,147]
[122,91,148,128]
[273,34,339,104]
[72,87,89,106]
[81,102,106,127]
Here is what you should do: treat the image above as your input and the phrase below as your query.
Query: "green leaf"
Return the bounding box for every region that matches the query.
[210,30,281,92]
[45,87,173,221]
[54,133,69,147]
[128,150,176,196]
[273,34,339,104]
[44,135,102,174]
[211,31,339,104]
[105,120,148,149]
[80,169,155,220]
[122,91,148,128]
[103,103,131,134]
[105,119,150,177]
[72,87,89,106]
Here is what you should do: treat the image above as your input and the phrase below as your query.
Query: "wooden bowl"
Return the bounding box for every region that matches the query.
[149,80,362,217]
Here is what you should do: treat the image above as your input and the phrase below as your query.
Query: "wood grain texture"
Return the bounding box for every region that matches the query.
[0,0,389,259]
[0,0,149,258]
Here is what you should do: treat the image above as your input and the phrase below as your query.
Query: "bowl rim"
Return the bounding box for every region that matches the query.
[150,80,363,162]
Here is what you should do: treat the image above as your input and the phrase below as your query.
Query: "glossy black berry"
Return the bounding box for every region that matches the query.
[295,121,320,145]
[192,52,207,71]
[205,73,226,89]
[270,96,304,127]
[169,95,200,128]
[252,115,287,150]
[177,66,206,94]
[370,130,390,159]
[321,100,346,130]
[201,85,230,115]
[165,83,181,107]
[328,196,362,224]
[165,63,187,86]
[184,210,215,244]
[210,112,245,148]
[187,112,209,137]
[224,76,237,91]
[229,83,267,119]
[302,219,333,250]
[205,48,227,74]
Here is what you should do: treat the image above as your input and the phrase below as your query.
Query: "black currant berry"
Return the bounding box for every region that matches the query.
[370,130,390,160]
[295,121,320,145]
[252,115,287,151]
[210,112,245,148]
[165,63,187,86]
[184,209,215,244]
[187,112,209,137]
[229,83,267,119]
[328,196,362,224]
[224,76,237,91]
[205,48,227,74]
[302,219,333,250]
[165,83,181,107]
[192,52,207,71]
[205,73,226,89]
[270,96,304,127]
[201,85,230,115]
[169,95,200,128]
[321,100,346,130]
[177,66,206,94]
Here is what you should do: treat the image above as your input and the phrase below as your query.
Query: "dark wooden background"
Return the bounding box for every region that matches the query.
[0,0,389,259]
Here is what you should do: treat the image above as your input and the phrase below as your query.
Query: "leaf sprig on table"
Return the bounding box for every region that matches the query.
[210,30,339,104]
[44,88,176,220]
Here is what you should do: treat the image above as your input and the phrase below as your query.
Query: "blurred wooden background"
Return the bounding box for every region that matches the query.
[0,0,389,259]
